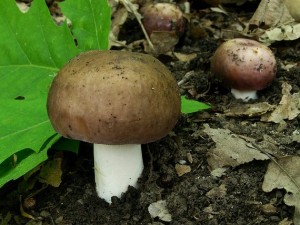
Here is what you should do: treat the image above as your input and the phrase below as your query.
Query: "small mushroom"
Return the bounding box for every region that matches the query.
[47,50,181,203]
[211,38,276,101]
[140,3,186,54]
[140,3,185,38]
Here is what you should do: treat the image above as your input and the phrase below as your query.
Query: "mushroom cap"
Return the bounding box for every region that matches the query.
[47,50,181,145]
[140,3,185,36]
[211,38,276,91]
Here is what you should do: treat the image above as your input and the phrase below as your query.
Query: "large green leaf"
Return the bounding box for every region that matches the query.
[0,0,111,187]
[60,0,111,50]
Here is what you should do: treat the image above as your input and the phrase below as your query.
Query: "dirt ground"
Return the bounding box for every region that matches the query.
[1,0,300,224]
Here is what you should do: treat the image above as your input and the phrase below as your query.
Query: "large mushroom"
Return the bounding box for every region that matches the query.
[47,50,181,203]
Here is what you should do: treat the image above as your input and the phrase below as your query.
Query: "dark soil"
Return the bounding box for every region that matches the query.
[1,0,300,224]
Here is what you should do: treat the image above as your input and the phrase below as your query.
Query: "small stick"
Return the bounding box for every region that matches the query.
[178,71,195,86]
[120,0,154,51]
[241,136,300,191]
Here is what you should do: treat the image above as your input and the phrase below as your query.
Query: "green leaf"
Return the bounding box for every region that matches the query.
[52,138,80,154]
[0,0,110,187]
[0,142,53,188]
[60,0,111,50]
[181,96,211,114]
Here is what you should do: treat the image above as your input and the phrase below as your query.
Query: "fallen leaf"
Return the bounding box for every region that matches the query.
[186,152,193,164]
[39,154,63,187]
[280,61,298,71]
[260,203,277,215]
[262,82,300,123]
[223,102,275,117]
[278,218,294,225]
[110,6,128,48]
[148,200,172,222]
[259,135,282,156]
[284,0,300,22]
[249,0,294,29]
[292,130,300,143]
[210,168,227,177]
[245,0,300,44]
[260,23,300,42]
[262,156,300,224]
[175,164,191,177]
[206,183,227,198]
[203,124,269,172]
[173,52,197,62]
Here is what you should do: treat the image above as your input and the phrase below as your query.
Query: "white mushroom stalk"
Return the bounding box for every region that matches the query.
[230,89,258,101]
[93,144,143,203]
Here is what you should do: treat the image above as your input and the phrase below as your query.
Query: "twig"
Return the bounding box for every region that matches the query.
[178,71,195,86]
[242,137,300,191]
[120,0,154,51]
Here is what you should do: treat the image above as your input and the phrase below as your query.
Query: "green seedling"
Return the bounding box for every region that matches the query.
[181,96,211,114]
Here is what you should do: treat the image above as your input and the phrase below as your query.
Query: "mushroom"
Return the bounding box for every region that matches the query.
[47,50,181,203]
[140,3,185,38]
[140,3,186,54]
[211,38,276,101]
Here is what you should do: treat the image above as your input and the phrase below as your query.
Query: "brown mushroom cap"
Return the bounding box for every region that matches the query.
[47,50,181,145]
[140,3,185,37]
[211,38,276,91]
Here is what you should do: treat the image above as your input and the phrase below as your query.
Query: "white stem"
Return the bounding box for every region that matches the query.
[93,144,144,203]
[231,88,257,101]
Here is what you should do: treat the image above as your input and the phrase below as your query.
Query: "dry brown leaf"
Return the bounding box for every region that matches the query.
[148,200,172,222]
[223,102,275,117]
[121,0,154,51]
[203,124,269,172]
[206,183,227,198]
[292,131,300,143]
[278,218,294,225]
[249,0,294,29]
[280,61,298,71]
[210,168,227,177]
[39,155,63,187]
[260,203,277,215]
[259,135,282,156]
[284,0,300,22]
[260,23,300,42]
[262,156,300,224]
[262,82,300,123]
[246,0,300,44]
[175,164,191,177]
[173,52,197,62]
[110,7,128,48]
